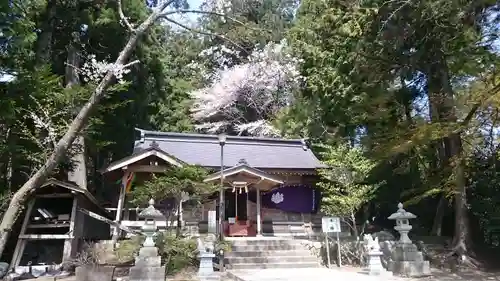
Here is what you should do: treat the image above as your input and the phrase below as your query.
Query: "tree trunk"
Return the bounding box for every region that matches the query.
[431,195,447,236]
[350,211,359,238]
[35,0,56,65]
[425,50,469,255]
[0,3,173,258]
[65,32,87,190]
[448,133,469,255]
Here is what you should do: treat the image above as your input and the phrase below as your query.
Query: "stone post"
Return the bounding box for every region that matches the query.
[387,203,430,277]
[129,199,166,281]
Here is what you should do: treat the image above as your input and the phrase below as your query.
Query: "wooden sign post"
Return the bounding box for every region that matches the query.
[322,216,342,267]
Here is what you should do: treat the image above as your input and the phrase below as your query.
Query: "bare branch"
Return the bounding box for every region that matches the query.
[123,59,140,68]
[159,9,268,35]
[155,0,177,13]
[377,0,413,37]
[117,0,135,32]
[162,16,247,53]
[160,9,246,26]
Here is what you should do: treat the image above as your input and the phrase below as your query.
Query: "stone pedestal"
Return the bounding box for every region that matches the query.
[198,252,218,281]
[387,243,430,277]
[362,250,392,276]
[129,246,165,281]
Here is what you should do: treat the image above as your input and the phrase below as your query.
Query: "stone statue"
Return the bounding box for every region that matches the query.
[197,238,206,253]
[197,234,216,255]
[363,234,380,251]
[361,234,391,276]
[197,235,217,278]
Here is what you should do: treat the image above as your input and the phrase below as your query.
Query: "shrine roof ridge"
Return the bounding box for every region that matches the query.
[135,128,309,147]
[132,128,326,170]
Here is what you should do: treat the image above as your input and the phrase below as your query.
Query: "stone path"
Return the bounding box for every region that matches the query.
[227,267,400,281]
[227,267,500,281]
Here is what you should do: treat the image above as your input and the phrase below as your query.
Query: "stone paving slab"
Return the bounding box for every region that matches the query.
[227,267,401,281]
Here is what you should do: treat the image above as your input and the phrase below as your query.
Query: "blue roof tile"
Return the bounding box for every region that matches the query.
[133,128,326,170]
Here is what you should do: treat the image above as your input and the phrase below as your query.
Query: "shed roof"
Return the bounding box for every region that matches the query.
[40,178,110,217]
[132,128,326,170]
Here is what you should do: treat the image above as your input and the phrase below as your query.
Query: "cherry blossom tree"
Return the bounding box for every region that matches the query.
[189,39,303,137]
[0,0,246,257]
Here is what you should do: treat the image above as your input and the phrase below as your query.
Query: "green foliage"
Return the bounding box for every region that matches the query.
[130,165,217,206]
[317,144,379,217]
[114,236,144,264]
[155,233,198,274]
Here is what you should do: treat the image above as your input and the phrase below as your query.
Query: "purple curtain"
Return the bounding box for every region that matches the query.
[248,184,320,214]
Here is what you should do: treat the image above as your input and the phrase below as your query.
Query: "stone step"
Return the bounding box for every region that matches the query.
[226,250,312,257]
[229,239,307,246]
[226,256,318,264]
[226,261,320,270]
[231,244,305,252]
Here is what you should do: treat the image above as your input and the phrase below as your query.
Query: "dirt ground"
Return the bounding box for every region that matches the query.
[333,265,500,281]
[417,268,500,281]
[18,266,500,281]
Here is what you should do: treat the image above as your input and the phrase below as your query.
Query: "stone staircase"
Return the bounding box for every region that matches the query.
[225,238,321,270]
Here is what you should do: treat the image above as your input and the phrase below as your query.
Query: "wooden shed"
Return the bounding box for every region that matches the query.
[10,178,111,271]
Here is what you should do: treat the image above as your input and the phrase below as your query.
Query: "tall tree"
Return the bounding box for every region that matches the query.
[292,0,499,257]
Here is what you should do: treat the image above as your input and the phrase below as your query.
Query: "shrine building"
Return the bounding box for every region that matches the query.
[101,128,327,238]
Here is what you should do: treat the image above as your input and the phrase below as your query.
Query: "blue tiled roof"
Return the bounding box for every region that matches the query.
[133,128,326,170]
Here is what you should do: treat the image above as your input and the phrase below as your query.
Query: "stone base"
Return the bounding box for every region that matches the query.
[129,266,165,281]
[198,253,216,276]
[139,246,159,257]
[362,253,392,277]
[195,272,220,281]
[135,256,162,267]
[360,267,393,277]
[387,260,431,277]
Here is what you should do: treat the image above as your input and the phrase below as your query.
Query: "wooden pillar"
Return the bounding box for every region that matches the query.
[10,199,35,270]
[112,170,128,241]
[246,192,250,222]
[256,187,262,236]
[63,197,78,261]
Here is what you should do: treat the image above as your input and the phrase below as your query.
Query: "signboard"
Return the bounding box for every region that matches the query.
[322,216,342,268]
[207,210,217,234]
[322,216,341,233]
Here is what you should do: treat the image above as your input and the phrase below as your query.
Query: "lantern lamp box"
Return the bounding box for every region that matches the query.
[322,217,341,233]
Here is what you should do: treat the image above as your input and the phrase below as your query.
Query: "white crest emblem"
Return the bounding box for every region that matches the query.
[271,192,284,204]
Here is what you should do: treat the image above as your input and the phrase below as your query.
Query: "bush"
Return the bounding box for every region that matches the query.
[321,238,367,266]
[155,233,198,274]
[114,236,144,264]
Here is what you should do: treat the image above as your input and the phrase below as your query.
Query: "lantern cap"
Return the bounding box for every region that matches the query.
[138,198,165,220]
[388,202,416,220]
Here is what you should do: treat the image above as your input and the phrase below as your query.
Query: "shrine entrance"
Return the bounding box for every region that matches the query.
[204,159,284,237]
[225,188,248,221]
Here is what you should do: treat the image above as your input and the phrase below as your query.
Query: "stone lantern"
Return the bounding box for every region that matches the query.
[138,199,165,247]
[386,203,430,277]
[129,199,166,281]
[388,202,416,244]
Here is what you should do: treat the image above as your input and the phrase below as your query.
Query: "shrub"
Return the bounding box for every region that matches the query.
[155,233,198,274]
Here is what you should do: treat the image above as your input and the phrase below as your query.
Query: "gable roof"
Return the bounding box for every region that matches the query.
[204,159,284,184]
[101,145,184,173]
[41,178,109,216]
[133,128,326,170]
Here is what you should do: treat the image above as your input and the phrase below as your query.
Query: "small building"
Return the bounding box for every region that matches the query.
[101,128,327,238]
[9,178,111,271]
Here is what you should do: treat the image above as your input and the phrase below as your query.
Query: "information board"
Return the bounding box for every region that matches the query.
[322,216,341,233]
[208,210,217,234]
